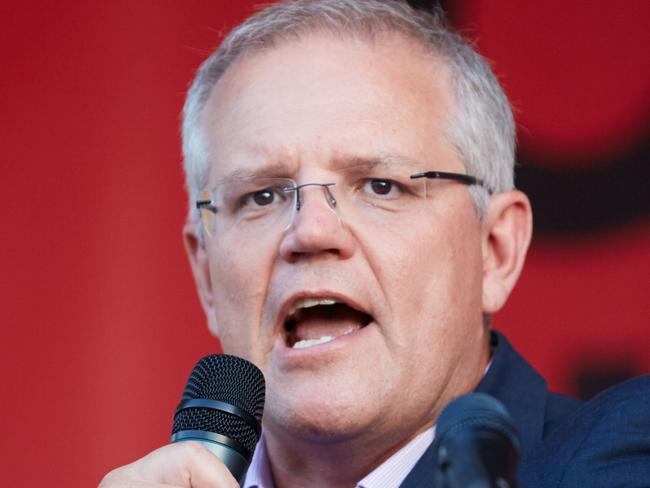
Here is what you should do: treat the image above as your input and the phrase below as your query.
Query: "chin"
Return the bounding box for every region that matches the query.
[265,388,370,441]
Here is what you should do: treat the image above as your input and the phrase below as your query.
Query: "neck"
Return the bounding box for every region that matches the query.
[262,421,433,488]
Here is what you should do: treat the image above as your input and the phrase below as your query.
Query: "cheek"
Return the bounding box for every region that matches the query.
[376,210,483,337]
[207,240,276,352]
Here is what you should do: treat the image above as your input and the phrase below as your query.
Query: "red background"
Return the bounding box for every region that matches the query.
[1,1,648,486]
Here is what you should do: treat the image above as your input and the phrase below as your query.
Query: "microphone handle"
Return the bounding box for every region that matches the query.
[172,431,250,483]
[436,429,520,488]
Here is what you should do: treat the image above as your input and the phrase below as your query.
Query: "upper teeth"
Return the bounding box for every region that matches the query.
[288,297,338,317]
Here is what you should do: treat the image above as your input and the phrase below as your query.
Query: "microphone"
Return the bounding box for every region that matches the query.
[171,354,265,484]
[433,393,521,488]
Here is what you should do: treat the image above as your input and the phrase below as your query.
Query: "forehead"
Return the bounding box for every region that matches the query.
[201,31,461,179]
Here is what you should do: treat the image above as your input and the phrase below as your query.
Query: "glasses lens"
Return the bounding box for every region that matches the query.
[202,178,296,238]
[334,164,429,224]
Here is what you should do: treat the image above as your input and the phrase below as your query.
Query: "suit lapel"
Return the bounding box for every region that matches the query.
[399,331,550,487]
[475,331,548,461]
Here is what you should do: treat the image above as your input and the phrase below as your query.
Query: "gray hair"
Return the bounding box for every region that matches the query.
[182,0,515,224]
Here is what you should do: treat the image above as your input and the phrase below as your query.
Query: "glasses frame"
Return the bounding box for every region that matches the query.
[195,170,490,237]
[409,170,490,194]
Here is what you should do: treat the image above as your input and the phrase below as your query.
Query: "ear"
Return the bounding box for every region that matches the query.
[481,190,533,314]
[183,220,219,336]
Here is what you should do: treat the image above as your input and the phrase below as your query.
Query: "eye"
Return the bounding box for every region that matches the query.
[362,178,402,199]
[252,188,276,206]
[236,184,291,213]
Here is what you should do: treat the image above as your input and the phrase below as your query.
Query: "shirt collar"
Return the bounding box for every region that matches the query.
[356,426,435,488]
[243,432,274,488]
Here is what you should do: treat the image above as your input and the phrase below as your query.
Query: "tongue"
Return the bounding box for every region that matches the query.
[290,305,369,342]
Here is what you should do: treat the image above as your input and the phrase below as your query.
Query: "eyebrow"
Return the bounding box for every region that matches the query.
[214,153,424,184]
[330,154,424,173]
[217,161,295,184]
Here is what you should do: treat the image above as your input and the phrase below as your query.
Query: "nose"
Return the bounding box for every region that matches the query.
[278,183,355,262]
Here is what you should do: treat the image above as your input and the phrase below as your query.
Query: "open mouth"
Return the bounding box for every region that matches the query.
[283,297,373,349]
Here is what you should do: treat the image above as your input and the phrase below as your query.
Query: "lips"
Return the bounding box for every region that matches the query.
[281,296,373,349]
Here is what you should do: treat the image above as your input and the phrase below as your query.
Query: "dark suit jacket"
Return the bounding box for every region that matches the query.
[401,331,650,487]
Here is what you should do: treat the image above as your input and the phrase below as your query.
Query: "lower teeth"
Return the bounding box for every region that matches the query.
[292,335,335,349]
[290,327,359,349]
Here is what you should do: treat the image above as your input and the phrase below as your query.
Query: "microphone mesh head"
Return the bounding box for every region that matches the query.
[171,354,265,455]
[435,392,520,449]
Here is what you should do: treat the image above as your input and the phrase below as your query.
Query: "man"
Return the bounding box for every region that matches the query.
[101,1,649,487]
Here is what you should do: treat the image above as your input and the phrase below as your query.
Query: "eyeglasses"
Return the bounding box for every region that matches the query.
[196,165,488,239]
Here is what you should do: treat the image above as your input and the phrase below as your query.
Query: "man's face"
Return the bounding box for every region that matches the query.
[192,33,490,447]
